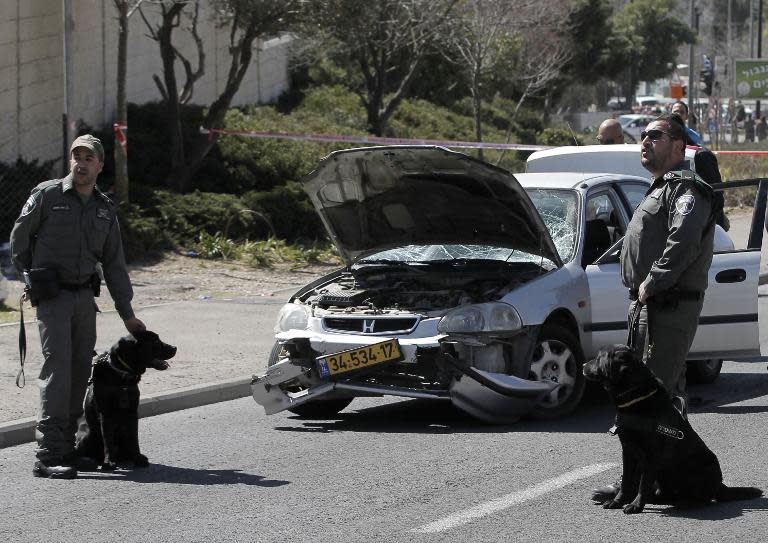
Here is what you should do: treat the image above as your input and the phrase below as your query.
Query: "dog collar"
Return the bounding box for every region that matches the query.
[114,352,134,374]
[617,388,657,408]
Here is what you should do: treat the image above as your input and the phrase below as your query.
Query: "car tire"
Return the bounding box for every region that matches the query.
[267,341,353,417]
[686,359,723,384]
[527,323,586,419]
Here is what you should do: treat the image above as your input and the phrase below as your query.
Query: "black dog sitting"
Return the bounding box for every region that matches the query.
[583,344,762,514]
[75,331,177,471]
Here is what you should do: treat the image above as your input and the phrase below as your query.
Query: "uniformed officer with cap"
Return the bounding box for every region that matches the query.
[591,114,716,503]
[621,113,715,404]
[10,134,146,479]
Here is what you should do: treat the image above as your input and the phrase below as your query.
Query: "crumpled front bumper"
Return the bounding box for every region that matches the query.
[251,332,556,423]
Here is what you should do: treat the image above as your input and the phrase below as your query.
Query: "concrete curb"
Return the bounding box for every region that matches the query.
[0,376,252,449]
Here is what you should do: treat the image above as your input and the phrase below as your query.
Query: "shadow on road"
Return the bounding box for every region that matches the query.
[274,385,617,435]
[78,463,290,487]
[647,497,768,520]
[272,366,768,435]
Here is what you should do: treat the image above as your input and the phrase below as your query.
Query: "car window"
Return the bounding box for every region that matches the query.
[618,183,648,212]
[525,189,578,263]
[583,191,624,266]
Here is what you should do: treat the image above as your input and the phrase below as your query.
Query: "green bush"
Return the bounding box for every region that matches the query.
[126,102,229,192]
[241,181,323,241]
[118,203,174,262]
[537,128,584,147]
[151,190,254,246]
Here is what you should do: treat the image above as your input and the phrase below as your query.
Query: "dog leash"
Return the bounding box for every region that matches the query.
[626,300,644,353]
[16,293,27,388]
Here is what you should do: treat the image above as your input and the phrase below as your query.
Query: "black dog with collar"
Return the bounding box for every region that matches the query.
[75,331,177,470]
[583,344,762,514]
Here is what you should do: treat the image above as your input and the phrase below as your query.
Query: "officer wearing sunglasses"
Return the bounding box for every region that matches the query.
[620,114,718,413]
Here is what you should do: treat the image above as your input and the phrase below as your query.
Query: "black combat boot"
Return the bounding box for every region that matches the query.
[33,459,77,479]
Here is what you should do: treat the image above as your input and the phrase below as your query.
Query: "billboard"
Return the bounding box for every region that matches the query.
[735,59,768,98]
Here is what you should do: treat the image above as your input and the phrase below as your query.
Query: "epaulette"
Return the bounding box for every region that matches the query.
[95,189,115,207]
[33,179,64,194]
[663,169,713,197]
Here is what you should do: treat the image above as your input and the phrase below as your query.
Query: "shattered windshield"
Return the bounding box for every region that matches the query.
[524,189,578,262]
[358,244,557,269]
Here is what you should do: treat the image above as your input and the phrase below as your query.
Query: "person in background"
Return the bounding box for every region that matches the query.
[671,101,704,147]
[745,114,756,143]
[596,118,625,145]
[757,116,768,142]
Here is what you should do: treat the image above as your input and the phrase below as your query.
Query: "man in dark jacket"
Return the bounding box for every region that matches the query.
[620,115,715,403]
[11,135,146,479]
[592,114,716,502]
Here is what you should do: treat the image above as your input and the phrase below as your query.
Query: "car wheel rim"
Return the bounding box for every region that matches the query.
[528,339,577,408]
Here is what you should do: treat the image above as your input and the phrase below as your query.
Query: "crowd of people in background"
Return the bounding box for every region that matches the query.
[621,99,768,145]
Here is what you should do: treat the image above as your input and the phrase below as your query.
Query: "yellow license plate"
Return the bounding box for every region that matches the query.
[317,339,403,378]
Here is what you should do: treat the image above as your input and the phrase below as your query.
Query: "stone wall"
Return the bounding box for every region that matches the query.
[0,0,290,166]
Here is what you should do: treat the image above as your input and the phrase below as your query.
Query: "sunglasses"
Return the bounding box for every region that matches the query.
[596,136,616,145]
[640,129,678,141]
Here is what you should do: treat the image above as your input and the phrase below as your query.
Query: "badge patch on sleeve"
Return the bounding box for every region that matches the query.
[20,195,37,217]
[97,208,111,220]
[675,194,695,215]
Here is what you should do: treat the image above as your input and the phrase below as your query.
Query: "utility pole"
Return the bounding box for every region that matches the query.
[62,0,74,175]
[689,0,696,110]
[759,0,764,119]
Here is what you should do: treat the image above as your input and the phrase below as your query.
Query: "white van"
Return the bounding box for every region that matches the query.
[526,144,700,180]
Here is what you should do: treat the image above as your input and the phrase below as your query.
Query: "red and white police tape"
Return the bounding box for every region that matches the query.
[200,126,768,156]
[113,122,128,154]
[199,126,550,151]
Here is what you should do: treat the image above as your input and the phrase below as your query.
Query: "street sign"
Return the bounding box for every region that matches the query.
[735,59,768,98]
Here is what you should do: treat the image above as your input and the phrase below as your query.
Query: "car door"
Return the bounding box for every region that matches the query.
[584,180,765,360]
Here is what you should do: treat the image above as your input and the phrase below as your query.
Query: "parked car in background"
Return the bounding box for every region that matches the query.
[617,114,656,142]
[251,146,764,424]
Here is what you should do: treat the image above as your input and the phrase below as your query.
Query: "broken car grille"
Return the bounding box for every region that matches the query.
[322,317,419,334]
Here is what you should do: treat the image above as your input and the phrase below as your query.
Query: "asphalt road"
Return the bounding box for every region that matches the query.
[1,365,768,543]
[1,296,768,542]
[2,218,768,541]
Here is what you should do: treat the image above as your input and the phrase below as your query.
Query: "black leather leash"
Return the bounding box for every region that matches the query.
[16,293,26,388]
[627,299,644,353]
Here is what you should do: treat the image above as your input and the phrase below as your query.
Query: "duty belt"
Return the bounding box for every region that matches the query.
[59,280,93,291]
[628,289,702,302]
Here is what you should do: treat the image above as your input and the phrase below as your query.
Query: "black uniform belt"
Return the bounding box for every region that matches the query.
[628,289,702,302]
[59,281,92,291]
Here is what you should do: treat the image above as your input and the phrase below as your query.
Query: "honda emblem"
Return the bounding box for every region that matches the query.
[362,319,375,333]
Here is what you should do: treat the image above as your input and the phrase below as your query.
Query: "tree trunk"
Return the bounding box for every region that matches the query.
[158,5,189,192]
[471,72,484,161]
[114,1,129,203]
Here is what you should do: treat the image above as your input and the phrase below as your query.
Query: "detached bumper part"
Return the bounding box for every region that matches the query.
[441,352,555,424]
[251,358,334,415]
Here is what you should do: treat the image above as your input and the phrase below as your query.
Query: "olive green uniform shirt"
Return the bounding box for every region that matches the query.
[10,174,136,320]
[620,165,715,296]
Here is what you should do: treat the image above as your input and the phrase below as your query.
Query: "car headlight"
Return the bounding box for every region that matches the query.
[274,303,310,332]
[437,302,522,334]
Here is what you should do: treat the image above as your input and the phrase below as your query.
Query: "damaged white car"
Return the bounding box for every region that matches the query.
[251,146,764,423]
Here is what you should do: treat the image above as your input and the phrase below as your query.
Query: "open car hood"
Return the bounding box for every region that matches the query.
[302,146,562,267]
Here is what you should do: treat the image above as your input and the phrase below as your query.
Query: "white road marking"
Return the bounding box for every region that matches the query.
[411,462,619,534]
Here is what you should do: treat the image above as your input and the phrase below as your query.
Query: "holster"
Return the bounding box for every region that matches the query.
[90,272,101,297]
[23,268,60,307]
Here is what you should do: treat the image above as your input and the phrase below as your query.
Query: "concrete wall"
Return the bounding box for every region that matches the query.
[0,0,290,166]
